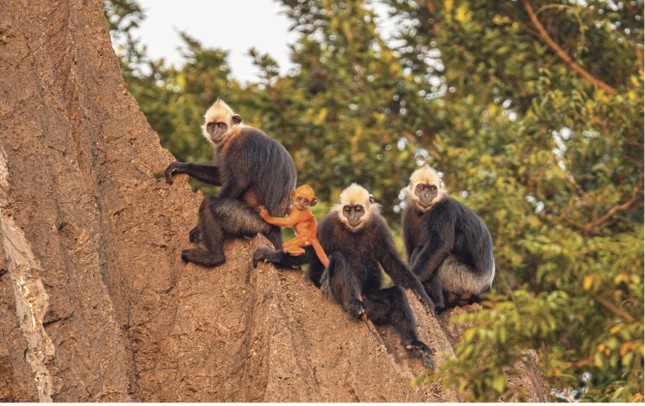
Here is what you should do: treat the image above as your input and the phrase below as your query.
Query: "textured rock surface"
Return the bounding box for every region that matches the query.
[0,0,549,402]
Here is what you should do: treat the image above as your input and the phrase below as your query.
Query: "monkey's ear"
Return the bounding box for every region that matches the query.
[290,191,296,200]
[368,194,375,204]
[310,197,318,207]
[232,114,242,125]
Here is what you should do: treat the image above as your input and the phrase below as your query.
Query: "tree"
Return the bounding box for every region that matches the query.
[388,0,644,400]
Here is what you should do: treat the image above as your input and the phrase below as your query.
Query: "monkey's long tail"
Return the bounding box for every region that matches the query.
[310,239,330,268]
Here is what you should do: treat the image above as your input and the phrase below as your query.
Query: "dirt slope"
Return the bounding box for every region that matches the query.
[0,0,548,402]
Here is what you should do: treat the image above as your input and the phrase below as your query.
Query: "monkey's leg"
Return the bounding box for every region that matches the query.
[266,226,283,250]
[433,255,488,309]
[282,236,309,255]
[210,197,272,237]
[423,278,446,312]
[363,286,432,355]
[181,197,228,267]
[183,196,271,267]
[409,246,423,267]
[188,225,201,243]
[252,247,311,269]
[320,252,365,321]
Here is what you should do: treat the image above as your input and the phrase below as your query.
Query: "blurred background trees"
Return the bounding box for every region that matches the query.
[104,0,643,401]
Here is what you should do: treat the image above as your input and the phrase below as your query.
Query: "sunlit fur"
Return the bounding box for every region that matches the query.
[202,98,243,145]
[334,183,379,232]
[407,164,447,212]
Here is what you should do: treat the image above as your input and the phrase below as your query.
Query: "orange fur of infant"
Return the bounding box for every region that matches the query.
[259,185,330,267]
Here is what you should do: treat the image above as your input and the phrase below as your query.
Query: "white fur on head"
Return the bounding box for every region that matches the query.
[407,164,447,210]
[334,183,380,231]
[202,98,242,144]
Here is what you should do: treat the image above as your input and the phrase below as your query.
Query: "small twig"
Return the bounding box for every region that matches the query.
[592,293,635,323]
[425,0,436,14]
[586,170,643,230]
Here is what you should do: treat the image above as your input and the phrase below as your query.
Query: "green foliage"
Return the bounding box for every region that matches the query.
[390,0,644,401]
[104,0,643,401]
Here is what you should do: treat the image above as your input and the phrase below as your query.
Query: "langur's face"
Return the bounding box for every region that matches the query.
[342,203,366,229]
[407,165,445,212]
[337,184,375,232]
[412,182,439,209]
[292,185,317,210]
[202,98,241,144]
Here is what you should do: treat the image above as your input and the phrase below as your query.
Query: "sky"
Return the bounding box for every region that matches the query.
[136,0,299,83]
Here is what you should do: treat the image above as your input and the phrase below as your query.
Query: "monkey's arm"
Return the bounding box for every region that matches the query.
[411,237,450,280]
[411,206,455,280]
[259,209,299,227]
[377,228,436,313]
[164,162,222,185]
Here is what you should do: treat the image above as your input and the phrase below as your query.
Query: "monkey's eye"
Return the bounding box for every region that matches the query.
[354,205,364,213]
[207,122,227,130]
[429,185,437,192]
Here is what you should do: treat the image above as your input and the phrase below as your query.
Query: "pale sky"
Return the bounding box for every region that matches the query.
[136,0,299,83]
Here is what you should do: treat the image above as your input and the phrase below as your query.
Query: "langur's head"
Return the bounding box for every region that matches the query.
[336,183,378,232]
[202,98,242,144]
[291,185,318,211]
[407,165,447,213]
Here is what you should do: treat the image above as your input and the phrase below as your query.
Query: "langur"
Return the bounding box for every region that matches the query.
[401,165,495,311]
[165,98,297,267]
[258,184,329,267]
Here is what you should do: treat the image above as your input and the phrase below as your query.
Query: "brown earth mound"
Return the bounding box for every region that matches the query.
[0,0,549,401]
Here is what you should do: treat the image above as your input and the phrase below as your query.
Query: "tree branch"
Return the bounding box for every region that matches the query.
[592,294,635,323]
[586,169,644,231]
[425,0,436,14]
[521,0,616,95]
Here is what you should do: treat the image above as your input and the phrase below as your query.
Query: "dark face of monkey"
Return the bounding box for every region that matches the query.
[407,165,446,213]
[205,121,229,142]
[205,115,241,143]
[342,204,365,228]
[202,98,242,144]
[414,183,438,209]
[337,184,377,231]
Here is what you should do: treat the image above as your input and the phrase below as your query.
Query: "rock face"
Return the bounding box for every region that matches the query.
[0,0,549,402]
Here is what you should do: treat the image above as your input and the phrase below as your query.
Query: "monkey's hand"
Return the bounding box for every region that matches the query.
[258,206,270,219]
[164,161,184,185]
[415,290,437,316]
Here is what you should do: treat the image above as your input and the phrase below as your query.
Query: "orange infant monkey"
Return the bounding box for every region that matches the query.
[258,185,330,267]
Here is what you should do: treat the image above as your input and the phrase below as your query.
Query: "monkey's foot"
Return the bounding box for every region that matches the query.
[252,248,273,268]
[404,339,435,369]
[346,299,366,321]
[181,248,225,268]
[188,227,202,243]
[404,338,432,353]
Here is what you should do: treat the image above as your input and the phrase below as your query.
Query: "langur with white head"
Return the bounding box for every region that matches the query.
[402,165,495,312]
[165,98,297,267]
